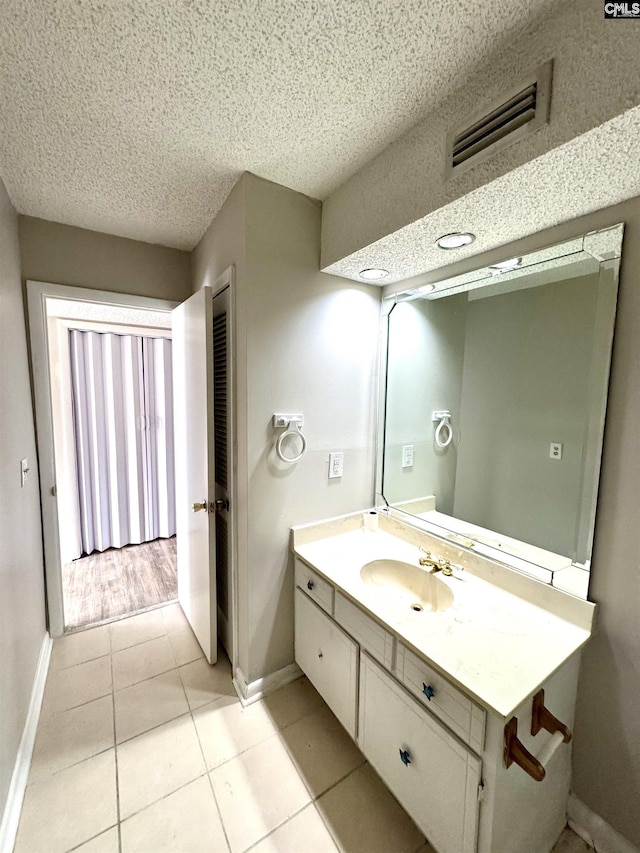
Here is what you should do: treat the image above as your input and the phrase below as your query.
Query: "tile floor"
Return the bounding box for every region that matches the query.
[14,603,591,853]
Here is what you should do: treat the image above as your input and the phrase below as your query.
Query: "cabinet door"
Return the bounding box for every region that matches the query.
[294,588,358,738]
[359,654,481,853]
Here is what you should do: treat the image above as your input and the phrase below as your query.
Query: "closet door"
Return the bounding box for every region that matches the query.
[213,285,232,657]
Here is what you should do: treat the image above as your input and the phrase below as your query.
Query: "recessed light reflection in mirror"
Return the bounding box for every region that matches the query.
[489,257,522,274]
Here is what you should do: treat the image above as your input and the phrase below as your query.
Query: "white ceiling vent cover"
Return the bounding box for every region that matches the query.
[447,60,553,177]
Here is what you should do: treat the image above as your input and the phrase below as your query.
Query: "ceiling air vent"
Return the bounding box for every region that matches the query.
[447,60,553,177]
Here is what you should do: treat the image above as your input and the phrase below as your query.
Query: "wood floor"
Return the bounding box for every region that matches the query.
[62,537,177,630]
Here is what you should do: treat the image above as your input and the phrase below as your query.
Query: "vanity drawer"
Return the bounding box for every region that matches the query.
[359,653,481,853]
[295,557,334,615]
[294,588,358,738]
[396,643,486,754]
[334,592,394,669]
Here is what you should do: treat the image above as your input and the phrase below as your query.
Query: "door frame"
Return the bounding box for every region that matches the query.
[27,280,177,637]
[209,267,238,670]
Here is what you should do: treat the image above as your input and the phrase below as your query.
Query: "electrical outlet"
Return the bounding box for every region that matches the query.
[329,452,343,479]
[402,445,414,468]
[549,442,563,460]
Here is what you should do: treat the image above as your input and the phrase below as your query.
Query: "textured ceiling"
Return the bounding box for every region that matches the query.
[324,106,640,285]
[0,0,559,249]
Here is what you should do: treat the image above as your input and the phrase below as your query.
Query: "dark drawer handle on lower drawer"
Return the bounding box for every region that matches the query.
[422,683,435,701]
[399,749,411,766]
[307,580,314,590]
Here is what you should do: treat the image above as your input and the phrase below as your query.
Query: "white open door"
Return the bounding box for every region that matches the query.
[172,287,217,664]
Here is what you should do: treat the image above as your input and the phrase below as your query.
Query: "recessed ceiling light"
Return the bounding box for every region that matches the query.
[359,268,389,280]
[489,257,522,271]
[436,232,476,250]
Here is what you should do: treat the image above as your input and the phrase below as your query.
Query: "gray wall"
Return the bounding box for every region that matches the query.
[571,200,640,848]
[192,173,380,683]
[383,295,467,513]
[19,215,191,301]
[453,273,600,558]
[0,182,47,819]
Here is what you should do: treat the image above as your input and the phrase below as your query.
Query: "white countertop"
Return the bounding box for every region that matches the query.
[293,519,593,719]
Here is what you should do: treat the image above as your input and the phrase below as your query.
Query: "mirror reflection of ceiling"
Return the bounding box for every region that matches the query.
[380,226,623,597]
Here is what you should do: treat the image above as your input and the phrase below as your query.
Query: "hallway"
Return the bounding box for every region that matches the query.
[62,538,178,629]
[14,604,590,853]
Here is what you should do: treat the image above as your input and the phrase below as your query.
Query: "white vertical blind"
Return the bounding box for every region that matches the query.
[69,330,175,555]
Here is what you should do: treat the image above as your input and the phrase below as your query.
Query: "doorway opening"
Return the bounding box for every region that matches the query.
[63,323,176,629]
[28,276,238,682]
[27,282,178,636]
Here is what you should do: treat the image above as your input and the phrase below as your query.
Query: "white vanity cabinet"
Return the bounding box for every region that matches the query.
[293,554,582,853]
[294,587,358,738]
[359,653,482,853]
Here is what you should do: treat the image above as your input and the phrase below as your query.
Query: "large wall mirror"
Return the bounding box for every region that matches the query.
[377,224,623,599]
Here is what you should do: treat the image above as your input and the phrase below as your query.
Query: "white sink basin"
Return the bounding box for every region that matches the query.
[360,559,454,613]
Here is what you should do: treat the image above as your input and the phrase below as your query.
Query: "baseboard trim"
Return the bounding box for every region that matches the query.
[0,633,52,853]
[233,662,302,707]
[568,793,640,853]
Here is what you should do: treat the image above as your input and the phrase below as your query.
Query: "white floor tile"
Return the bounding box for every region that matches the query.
[41,655,112,717]
[278,703,364,797]
[316,764,425,853]
[160,601,190,633]
[72,826,120,853]
[29,694,114,782]
[117,714,206,818]
[110,608,166,652]
[260,676,324,730]
[210,734,311,853]
[114,669,189,743]
[168,623,205,666]
[179,655,235,710]
[249,803,339,853]
[120,776,228,853]
[194,694,279,769]
[14,750,117,853]
[552,827,594,853]
[50,624,111,670]
[112,634,176,690]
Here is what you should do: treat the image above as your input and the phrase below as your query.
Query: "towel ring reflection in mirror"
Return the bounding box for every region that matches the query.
[433,410,453,448]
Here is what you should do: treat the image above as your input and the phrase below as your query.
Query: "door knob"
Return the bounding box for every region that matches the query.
[192,500,208,512]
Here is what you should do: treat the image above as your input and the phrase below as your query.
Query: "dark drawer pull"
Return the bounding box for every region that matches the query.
[399,748,411,766]
[307,580,314,590]
[423,683,435,701]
